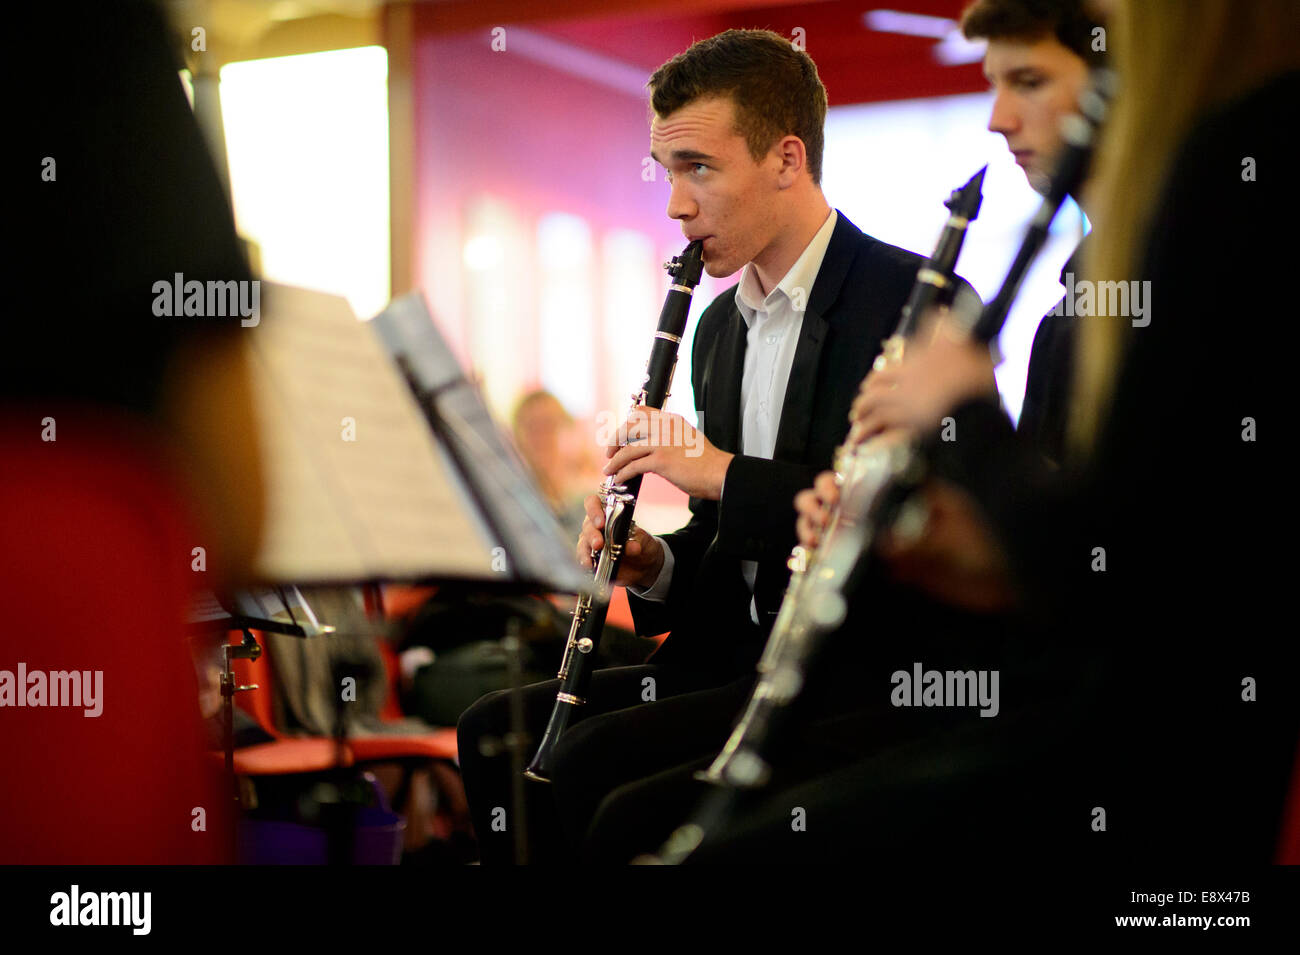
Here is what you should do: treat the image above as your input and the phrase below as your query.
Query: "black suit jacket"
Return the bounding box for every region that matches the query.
[1018,248,1082,466]
[628,211,975,678]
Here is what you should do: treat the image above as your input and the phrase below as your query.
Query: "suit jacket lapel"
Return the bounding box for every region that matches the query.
[772,305,828,462]
[772,211,860,462]
[704,303,746,454]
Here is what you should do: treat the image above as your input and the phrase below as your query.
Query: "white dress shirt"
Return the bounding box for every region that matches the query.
[632,210,839,625]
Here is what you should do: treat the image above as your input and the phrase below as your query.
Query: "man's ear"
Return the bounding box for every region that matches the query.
[774,134,808,188]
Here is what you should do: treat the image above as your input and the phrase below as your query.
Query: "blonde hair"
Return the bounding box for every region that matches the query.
[1070,0,1300,454]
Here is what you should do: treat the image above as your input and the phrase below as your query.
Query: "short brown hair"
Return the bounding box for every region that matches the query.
[648,29,828,184]
[961,0,1107,65]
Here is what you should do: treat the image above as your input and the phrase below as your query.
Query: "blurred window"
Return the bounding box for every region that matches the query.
[220,46,391,321]
[824,92,1086,424]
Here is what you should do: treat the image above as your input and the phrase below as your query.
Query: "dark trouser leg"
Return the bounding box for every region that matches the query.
[549,675,754,855]
[583,758,714,864]
[581,670,1036,864]
[457,664,717,864]
[672,690,1094,863]
[456,680,557,865]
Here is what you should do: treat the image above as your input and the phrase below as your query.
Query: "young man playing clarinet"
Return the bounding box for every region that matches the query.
[457,27,977,864]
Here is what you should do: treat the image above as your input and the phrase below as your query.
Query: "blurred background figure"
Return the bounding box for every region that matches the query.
[510,390,599,537]
[395,385,658,740]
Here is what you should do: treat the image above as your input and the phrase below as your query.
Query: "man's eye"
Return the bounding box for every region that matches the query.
[1016,76,1044,91]
[692,163,708,175]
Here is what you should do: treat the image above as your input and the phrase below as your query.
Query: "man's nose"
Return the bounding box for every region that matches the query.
[666,178,696,221]
[987,89,1018,136]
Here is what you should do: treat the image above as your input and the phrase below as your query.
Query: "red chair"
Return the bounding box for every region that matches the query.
[227,614,459,843]
[224,610,457,768]
[347,637,458,764]
[225,628,354,776]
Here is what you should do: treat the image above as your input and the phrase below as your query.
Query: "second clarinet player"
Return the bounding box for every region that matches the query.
[524,239,705,782]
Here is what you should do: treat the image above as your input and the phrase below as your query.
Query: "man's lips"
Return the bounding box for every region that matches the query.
[1011,150,1034,167]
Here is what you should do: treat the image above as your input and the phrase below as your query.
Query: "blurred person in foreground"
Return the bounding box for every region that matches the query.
[2,0,263,862]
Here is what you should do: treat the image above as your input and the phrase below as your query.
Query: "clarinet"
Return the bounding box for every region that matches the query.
[860,70,1115,570]
[645,72,1112,865]
[524,239,705,783]
[694,166,987,792]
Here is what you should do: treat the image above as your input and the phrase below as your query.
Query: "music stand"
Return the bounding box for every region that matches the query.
[371,292,587,863]
[235,284,586,863]
[187,587,336,807]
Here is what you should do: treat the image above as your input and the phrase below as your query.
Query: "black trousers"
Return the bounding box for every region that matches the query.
[587,649,1299,864]
[581,681,1005,863]
[456,664,753,864]
[460,588,1052,864]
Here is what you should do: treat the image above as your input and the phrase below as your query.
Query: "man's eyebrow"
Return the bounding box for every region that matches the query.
[651,148,717,166]
[986,66,1043,83]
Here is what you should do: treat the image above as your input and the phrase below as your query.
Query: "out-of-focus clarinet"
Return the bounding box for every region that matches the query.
[857,70,1115,590]
[694,166,987,793]
[525,239,704,783]
[645,72,1112,865]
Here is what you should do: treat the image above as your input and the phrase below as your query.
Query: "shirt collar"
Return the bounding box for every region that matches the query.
[734,209,838,328]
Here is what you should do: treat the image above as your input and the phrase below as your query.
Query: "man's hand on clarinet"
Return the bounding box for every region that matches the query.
[576,494,665,590]
[602,408,734,501]
[849,312,997,443]
[794,427,911,550]
[793,471,1015,612]
[794,471,839,551]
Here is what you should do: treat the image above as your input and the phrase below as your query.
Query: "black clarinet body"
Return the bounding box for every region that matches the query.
[524,239,704,783]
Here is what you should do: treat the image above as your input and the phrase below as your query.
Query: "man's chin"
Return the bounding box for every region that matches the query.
[704,259,741,280]
[1026,166,1053,196]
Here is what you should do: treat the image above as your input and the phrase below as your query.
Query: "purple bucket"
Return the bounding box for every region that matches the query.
[238,774,406,864]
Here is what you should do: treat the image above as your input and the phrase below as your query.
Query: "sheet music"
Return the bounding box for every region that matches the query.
[247,283,499,583]
[372,293,589,595]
